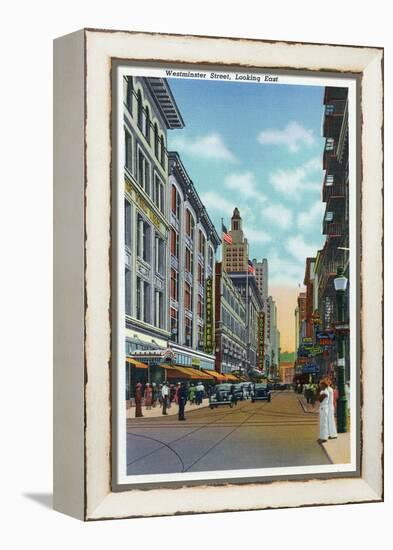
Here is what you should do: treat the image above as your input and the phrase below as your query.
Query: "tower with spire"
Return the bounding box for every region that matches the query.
[222,208,249,273]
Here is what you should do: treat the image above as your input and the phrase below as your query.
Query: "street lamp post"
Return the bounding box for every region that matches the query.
[334,267,348,433]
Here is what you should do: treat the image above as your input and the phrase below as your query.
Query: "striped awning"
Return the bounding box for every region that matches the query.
[126,357,148,369]
[165,366,214,380]
[203,370,227,382]
[226,374,240,382]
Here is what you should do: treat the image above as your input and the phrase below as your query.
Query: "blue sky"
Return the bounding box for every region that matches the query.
[166,78,326,290]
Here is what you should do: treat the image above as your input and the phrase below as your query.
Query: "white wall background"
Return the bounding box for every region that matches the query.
[0,1,391,547]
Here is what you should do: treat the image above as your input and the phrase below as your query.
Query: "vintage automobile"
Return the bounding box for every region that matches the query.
[233,383,247,401]
[251,383,272,403]
[209,383,234,408]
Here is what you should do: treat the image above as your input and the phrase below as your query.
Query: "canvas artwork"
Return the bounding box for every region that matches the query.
[113,64,358,486]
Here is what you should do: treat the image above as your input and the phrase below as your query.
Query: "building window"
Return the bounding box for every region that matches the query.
[154,175,165,213]
[170,268,179,301]
[185,209,195,241]
[197,294,203,318]
[125,267,131,316]
[185,247,193,274]
[198,324,204,350]
[125,130,132,172]
[154,289,163,328]
[185,317,193,347]
[154,123,159,158]
[125,200,132,248]
[125,76,133,113]
[171,185,181,219]
[170,228,179,258]
[155,234,165,275]
[145,106,150,143]
[137,90,143,130]
[233,220,239,230]
[325,104,334,115]
[326,137,334,152]
[325,211,334,222]
[136,277,151,324]
[198,230,206,257]
[137,148,151,196]
[160,135,165,168]
[137,214,151,263]
[208,247,214,271]
[326,174,334,186]
[184,282,192,311]
[170,308,178,342]
[198,263,204,284]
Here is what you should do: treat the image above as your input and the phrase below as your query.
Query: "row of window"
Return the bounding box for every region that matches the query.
[221,305,246,341]
[125,132,166,214]
[124,76,166,167]
[124,271,165,329]
[170,308,205,350]
[222,282,245,320]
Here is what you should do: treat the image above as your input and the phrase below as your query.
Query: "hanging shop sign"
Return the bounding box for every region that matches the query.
[204,277,215,354]
[258,312,265,371]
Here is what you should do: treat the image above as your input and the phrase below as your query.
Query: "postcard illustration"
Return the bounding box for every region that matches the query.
[114,65,357,485]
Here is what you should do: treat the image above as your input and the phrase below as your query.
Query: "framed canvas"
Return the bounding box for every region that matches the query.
[53,28,383,520]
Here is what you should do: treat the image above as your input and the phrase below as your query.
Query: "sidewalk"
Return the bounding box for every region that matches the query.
[126,398,210,419]
[298,394,351,464]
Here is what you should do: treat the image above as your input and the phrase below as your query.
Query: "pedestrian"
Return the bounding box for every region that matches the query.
[310,382,317,407]
[174,382,181,404]
[345,381,351,415]
[230,384,238,406]
[196,382,204,405]
[188,384,196,405]
[152,382,157,407]
[144,382,153,410]
[326,379,338,439]
[135,382,143,418]
[177,382,187,421]
[304,382,311,403]
[318,380,329,442]
[161,381,169,415]
[158,384,163,407]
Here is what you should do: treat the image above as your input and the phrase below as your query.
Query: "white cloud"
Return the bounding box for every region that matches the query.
[171,133,237,163]
[224,172,266,203]
[243,225,272,244]
[257,121,315,153]
[297,201,325,231]
[267,251,305,288]
[269,156,322,199]
[285,234,320,261]
[263,204,293,230]
[199,191,235,215]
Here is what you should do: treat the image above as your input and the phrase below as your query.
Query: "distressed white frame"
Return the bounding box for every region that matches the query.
[53,29,383,521]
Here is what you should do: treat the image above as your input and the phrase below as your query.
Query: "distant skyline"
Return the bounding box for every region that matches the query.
[167,77,326,351]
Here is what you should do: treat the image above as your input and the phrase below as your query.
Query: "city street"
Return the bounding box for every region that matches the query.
[126,390,330,475]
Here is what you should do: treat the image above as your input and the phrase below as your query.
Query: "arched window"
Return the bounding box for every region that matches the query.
[137,90,143,130]
[160,135,165,167]
[154,123,159,158]
[145,106,150,143]
[126,76,133,112]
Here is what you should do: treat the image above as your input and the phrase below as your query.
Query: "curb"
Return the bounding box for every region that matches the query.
[297,397,318,415]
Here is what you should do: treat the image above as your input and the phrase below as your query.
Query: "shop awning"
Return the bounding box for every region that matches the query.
[126,357,148,369]
[165,366,214,380]
[203,370,227,381]
[226,374,240,382]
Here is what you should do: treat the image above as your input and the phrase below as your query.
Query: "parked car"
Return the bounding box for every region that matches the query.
[251,383,272,402]
[209,384,234,408]
[274,383,287,390]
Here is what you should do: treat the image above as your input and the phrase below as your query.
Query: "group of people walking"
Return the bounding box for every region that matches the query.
[133,381,207,420]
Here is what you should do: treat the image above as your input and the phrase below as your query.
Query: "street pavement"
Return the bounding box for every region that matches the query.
[126,390,331,475]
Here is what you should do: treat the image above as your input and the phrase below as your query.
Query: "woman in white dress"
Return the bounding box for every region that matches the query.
[318,380,329,442]
[326,380,338,439]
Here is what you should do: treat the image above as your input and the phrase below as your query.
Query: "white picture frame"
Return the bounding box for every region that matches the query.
[53,28,383,520]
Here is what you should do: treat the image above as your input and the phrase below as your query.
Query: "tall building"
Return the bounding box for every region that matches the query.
[123,76,184,397]
[223,208,249,272]
[229,272,264,373]
[303,257,316,338]
[168,152,221,371]
[315,86,350,378]
[214,263,247,374]
[267,297,279,378]
[252,258,270,373]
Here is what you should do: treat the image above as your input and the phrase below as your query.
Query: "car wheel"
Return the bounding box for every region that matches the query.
[230,403,233,408]
[251,398,255,403]
[210,405,214,409]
